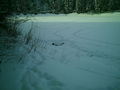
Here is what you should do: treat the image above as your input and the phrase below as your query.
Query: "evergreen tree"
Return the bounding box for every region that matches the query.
[0,0,120,14]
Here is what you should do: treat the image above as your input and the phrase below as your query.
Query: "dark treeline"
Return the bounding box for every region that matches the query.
[0,0,120,15]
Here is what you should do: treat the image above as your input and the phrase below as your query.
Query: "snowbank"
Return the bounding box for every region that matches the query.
[14,12,120,22]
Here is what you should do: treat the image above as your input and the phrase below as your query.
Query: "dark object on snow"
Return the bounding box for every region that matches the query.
[0,61,2,64]
[52,42,64,46]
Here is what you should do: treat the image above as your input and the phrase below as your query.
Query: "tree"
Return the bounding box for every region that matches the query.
[0,0,120,14]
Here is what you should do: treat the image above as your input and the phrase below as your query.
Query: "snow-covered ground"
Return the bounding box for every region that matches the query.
[15,12,120,22]
[0,13,120,90]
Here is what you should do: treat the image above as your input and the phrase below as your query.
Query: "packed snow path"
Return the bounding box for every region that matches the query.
[0,14,120,90]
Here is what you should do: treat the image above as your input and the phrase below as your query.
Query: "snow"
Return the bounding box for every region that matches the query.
[0,13,120,90]
[14,12,120,22]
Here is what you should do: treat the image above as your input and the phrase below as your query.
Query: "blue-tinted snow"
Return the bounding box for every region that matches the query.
[0,17,120,90]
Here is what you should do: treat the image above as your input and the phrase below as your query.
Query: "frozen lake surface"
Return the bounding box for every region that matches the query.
[0,14,120,90]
